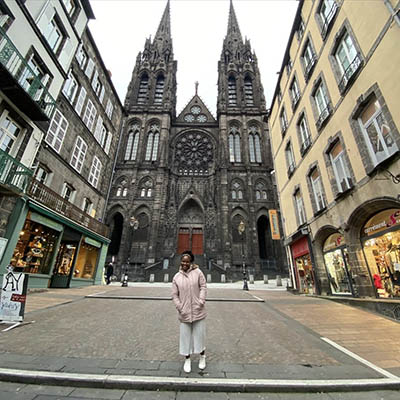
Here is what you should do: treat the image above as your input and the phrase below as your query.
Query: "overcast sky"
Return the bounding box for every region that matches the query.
[89,0,298,115]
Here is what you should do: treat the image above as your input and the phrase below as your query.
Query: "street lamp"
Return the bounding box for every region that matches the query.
[238,220,249,291]
[122,216,139,287]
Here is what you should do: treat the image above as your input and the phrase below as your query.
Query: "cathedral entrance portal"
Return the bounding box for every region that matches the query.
[177,199,204,255]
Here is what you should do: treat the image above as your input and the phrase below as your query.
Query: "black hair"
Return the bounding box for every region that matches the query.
[181,250,194,262]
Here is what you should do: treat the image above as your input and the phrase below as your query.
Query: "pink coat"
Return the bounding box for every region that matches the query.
[172,264,207,323]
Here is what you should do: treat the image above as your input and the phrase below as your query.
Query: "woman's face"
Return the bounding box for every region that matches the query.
[180,255,191,271]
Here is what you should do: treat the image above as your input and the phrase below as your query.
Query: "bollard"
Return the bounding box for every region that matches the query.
[264,274,269,284]
[164,273,169,283]
[207,274,212,283]
[276,275,282,286]
[221,274,226,283]
[249,274,254,284]
[149,274,155,283]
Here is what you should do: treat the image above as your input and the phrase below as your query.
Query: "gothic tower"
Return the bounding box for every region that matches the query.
[106,0,286,281]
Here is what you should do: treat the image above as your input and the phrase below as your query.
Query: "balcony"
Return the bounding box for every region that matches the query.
[300,137,312,156]
[0,26,56,121]
[28,180,109,238]
[291,91,301,111]
[287,162,296,178]
[316,103,332,131]
[321,3,338,39]
[0,149,33,194]
[338,54,362,94]
[304,53,317,81]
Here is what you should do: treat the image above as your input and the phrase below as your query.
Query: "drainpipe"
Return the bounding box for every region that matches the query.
[383,0,400,27]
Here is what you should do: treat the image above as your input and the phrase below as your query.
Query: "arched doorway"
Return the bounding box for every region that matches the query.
[177,199,204,255]
[109,212,123,256]
[257,215,275,271]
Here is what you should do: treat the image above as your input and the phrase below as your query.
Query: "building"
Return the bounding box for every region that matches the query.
[269,0,400,310]
[0,0,123,289]
[106,1,286,281]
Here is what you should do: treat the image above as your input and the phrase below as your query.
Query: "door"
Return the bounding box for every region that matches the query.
[177,227,203,255]
[192,228,203,255]
[177,228,190,254]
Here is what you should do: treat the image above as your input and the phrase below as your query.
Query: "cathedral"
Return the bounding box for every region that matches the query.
[106,0,286,281]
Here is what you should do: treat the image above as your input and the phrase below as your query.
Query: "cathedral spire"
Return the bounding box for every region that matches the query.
[154,0,171,43]
[226,0,243,45]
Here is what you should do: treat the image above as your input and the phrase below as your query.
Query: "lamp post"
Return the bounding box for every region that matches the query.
[122,216,139,287]
[238,220,249,291]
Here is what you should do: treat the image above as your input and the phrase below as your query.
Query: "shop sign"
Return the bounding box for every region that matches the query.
[363,209,400,236]
[0,269,29,322]
[84,237,102,248]
[30,212,63,232]
[269,209,281,240]
[291,236,309,259]
[323,233,345,252]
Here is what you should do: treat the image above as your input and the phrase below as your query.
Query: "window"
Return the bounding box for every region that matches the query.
[122,188,128,197]
[91,69,103,97]
[255,182,267,200]
[294,190,306,225]
[82,99,96,132]
[0,4,14,31]
[244,75,254,106]
[37,6,64,53]
[70,136,87,173]
[313,82,331,129]
[302,39,317,80]
[138,74,149,104]
[105,99,114,120]
[248,126,262,163]
[231,181,244,200]
[75,87,86,116]
[298,114,311,155]
[319,0,338,38]
[18,53,49,99]
[140,179,153,198]
[290,78,301,109]
[358,95,398,166]
[94,117,107,146]
[228,126,241,163]
[286,58,293,76]
[45,109,68,152]
[310,168,326,212]
[85,59,95,80]
[154,75,164,104]
[228,76,237,106]
[297,17,305,41]
[0,113,22,156]
[125,124,140,161]
[329,141,352,193]
[62,183,75,203]
[82,198,92,215]
[62,0,75,16]
[277,89,282,104]
[335,33,361,92]
[35,165,50,185]
[116,187,122,197]
[280,107,288,135]
[285,142,295,177]
[75,45,87,69]
[88,156,102,188]
[145,124,160,161]
[62,70,78,104]
[104,132,112,155]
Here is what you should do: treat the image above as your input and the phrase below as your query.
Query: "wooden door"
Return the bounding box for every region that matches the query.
[191,228,203,255]
[177,228,190,254]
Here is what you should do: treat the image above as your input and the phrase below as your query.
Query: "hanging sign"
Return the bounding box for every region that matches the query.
[269,209,281,240]
[0,270,29,322]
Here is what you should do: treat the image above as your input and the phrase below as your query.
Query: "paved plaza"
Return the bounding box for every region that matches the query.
[0,282,399,399]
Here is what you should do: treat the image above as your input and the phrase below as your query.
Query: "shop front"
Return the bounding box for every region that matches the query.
[291,235,316,294]
[323,233,354,296]
[5,201,108,289]
[362,209,400,298]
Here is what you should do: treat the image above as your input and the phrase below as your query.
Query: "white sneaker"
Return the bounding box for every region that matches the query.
[183,358,191,373]
[199,354,206,370]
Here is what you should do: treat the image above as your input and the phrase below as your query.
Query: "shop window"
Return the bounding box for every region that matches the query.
[228,126,241,163]
[358,95,397,167]
[323,233,353,295]
[362,209,400,298]
[285,141,296,178]
[10,217,60,275]
[248,126,261,163]
[62,70,78,104]
[72,241,99,280]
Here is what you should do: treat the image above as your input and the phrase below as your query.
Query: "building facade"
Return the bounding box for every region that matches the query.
[0,0,123,289]
[106,1,286,281]
[269,0,400,310]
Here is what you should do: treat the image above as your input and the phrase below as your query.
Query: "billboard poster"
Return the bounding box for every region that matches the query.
[269,209,281,240]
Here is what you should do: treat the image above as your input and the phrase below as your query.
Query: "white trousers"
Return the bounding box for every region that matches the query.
[179,319,206,356]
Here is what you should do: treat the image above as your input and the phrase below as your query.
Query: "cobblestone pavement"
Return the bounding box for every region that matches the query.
[0,381,399,400]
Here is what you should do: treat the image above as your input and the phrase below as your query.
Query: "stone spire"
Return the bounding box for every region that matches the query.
[154,0,171,41]
[226,0,243,45]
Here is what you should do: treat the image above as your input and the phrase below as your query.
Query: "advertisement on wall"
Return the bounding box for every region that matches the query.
[269,209,281,240]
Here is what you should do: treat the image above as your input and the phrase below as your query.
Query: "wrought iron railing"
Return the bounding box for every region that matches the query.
[304,53,317,80]
[300,137,312,155]
[287,162,296,178]
[316,103,332,130]
[0,26,56,119]
[28,179,109,238]
[0,149,33,193]
[338,53,362,93]
[321,2,338,38]
[291,91,301,110]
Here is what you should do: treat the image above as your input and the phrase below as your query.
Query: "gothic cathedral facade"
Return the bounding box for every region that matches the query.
[106,1,286,280]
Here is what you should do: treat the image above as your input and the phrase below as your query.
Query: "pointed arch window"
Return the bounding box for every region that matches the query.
[139,178,153,198]
[154,75,165,104]
[228,126,241,163]
[228,75,237,106]
[138,73,149,104]
[231,181,244,201]
[255,181,268,200]
[248,126,262,163]
[244,75,254,106]
[145,124,160,161]
[124,123,140,161]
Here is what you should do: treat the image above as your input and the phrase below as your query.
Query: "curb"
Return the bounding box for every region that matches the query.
[85,295,265,302]
[1,368,400,393]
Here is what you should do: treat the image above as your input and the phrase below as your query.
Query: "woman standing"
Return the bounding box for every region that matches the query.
[172,250,207,373]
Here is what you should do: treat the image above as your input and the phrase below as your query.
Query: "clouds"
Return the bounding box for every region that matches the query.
[89,0,297,114]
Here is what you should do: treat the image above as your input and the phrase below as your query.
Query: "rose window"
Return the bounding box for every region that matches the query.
[175,132,213,175]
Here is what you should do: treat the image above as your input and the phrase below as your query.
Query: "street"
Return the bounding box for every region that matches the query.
[0,283,399,399]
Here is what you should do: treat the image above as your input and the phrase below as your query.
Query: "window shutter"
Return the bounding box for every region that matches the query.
[94,116,103,143]
[91,69,98,90]
[75,87,86,115]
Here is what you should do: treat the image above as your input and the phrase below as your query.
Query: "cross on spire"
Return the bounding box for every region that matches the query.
[195,81,199,95]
